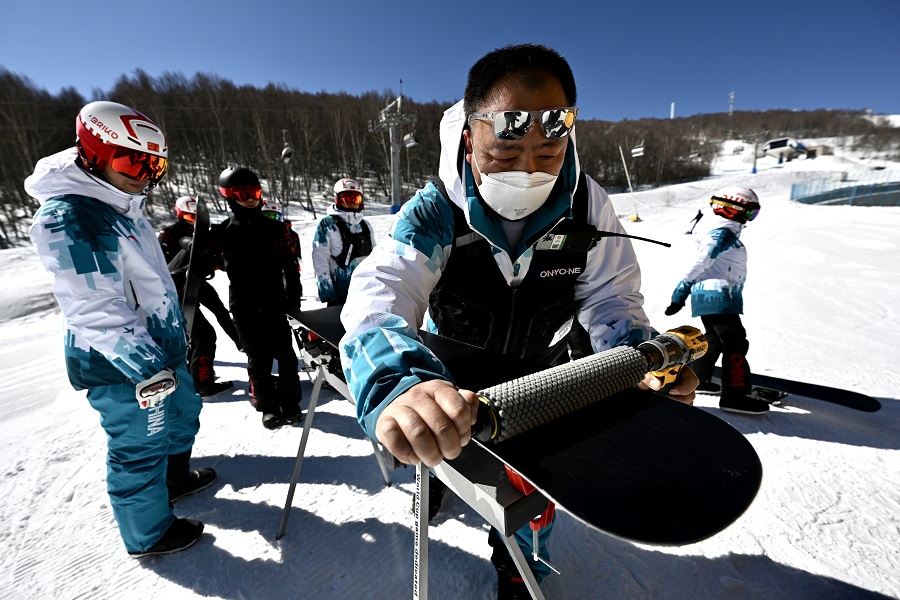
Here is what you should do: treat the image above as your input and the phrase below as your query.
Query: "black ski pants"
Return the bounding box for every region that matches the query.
[233,308,301,416]
[690,313,752,398]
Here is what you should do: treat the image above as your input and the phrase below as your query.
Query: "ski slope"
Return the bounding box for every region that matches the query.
[1,142,898,599]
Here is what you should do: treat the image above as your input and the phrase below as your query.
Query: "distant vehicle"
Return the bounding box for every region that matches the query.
[762,137,807,161]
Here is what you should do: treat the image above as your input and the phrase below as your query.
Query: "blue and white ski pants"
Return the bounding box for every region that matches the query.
[86,363,201,553]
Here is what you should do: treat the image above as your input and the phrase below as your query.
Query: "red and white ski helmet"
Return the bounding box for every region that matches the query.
[75,101,169,187]
[710,186,760,223]
[175,196,198,221]
[333,178,364,212]
[261,199,284,221]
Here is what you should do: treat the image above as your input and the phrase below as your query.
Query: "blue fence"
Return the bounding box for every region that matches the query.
[791,170,900,206]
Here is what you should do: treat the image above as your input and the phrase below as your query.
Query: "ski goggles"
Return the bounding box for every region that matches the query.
[108,147,168,183]
[181,212,196,224]
[220,184,262,204]
[262,210,283,221]
[711,197,760,221]
[336,191,363,210]
[467,107,578,140]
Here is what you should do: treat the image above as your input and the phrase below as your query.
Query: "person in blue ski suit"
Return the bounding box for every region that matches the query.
[312,178,376,306]
[665,186,768,415]
[26,101,215,557]
[339,44,698,598]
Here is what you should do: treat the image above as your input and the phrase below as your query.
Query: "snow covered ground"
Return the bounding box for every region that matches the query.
[1,141,898,599]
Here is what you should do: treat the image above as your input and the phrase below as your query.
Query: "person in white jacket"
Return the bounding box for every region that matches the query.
[311,178,376,306]
[665,186,768,414]
[339,44,698,598]
[26,101,215,557]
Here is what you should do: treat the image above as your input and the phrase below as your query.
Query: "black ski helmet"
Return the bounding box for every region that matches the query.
[218,167,260,196]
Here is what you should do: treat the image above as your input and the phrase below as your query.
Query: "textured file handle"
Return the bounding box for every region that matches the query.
[478,346,648,442]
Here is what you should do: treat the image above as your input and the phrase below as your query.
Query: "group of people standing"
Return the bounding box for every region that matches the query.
[25,42,764,599]
[24,99,376,558]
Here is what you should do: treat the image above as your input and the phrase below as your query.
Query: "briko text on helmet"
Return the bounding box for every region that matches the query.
[88,116,119,140]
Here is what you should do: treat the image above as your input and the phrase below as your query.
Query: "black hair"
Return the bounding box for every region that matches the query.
[463,44,577,116]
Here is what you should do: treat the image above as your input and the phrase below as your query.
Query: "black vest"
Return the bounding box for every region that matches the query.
[428,174,597,366]
[332,217,373,268]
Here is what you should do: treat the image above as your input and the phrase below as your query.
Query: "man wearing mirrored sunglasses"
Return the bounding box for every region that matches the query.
[26,101,215,557]
[339,44,698,597]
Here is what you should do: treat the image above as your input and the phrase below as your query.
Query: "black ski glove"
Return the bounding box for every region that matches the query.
[664,303,684,316]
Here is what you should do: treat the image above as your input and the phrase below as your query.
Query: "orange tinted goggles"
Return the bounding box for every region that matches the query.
[108,148,169,183]
[336,191,363,208]
[221,184,263,204]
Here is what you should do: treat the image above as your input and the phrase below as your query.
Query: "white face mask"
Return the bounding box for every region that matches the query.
[473,155,559,221]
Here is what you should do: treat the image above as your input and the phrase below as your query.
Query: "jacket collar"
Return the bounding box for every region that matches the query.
[24,147,149,220]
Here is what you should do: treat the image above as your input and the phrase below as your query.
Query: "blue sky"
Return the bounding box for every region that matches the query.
[2,0,898,121]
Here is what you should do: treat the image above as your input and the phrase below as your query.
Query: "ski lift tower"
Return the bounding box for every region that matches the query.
[369,93,417,213]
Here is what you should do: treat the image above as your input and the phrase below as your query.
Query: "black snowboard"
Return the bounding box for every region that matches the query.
[713,366,881,412]
[180,197,210,337]
[295,307,762,546]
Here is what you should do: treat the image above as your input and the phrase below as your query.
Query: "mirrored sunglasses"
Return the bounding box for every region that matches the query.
[109,148,169,183]
[468,107,578,140]
[222,184,262,204]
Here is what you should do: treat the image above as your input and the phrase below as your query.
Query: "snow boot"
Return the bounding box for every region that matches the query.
[262,413,285,430]
[283,409,303,425]
[276,377,303,425]
[720,394,770,415]
[128,517,204,557]
[197,380,234,397]
[167,451,217,503]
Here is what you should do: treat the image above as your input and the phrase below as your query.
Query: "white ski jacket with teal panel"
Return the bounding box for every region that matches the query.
[312,207,376,303]
[340,100,654,440]
[670,213,747,317]
[26,148,187,389]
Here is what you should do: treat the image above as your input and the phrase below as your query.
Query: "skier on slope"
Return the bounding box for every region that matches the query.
[157,195,240,396]
[26,101,215,557]
[665,186,769,414]
[311,178,376,306]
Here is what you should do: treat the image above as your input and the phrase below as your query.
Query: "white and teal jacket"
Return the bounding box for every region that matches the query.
[26,148,187,389]
[339,100,654,440]
[311,207,375,304]
[670,213,747,317]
